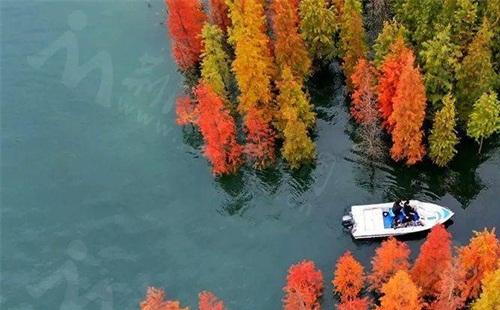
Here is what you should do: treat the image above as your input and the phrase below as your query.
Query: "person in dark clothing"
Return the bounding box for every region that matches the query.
[403,200,418,222]
[392,200,403,227]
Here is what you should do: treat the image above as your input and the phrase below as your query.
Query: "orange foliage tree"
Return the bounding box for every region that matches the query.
[457,228,500,300]
[388,50,427,165]
[283,260,324,310]
[377,38,412,130]
[198,291,225,310]
[195,83,242,175]
[350,58,378,125]
[377,271,422,310]
[333,251,365,302]
[140,287,189,310]
[209,0,231,33]
[368,237,410,292]
[227,0,277,167]
[165,0,207,70]
[176,95,199,126]
[411,225,452,298]
[271,0,312,80]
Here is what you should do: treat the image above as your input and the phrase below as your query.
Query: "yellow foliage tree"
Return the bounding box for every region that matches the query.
[200,24,231,99]
[472,267,500,310]
[226,0,276,116]
[277,66,316,168]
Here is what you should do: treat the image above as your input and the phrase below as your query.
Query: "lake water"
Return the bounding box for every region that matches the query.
[1,1,499,309]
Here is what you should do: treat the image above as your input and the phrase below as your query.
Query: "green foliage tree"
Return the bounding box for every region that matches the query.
[373,20,407,67]
[420,26,460,112]
[479,0,500,83]
[429,94,459,167]
[395,0,443,48]
[456,20,496,122]
[200,24,231,99]
[339,0,367,89]
[439,0,477,47]
[467,91,500,153]
[276,66,316,168]
[299,0,337,61]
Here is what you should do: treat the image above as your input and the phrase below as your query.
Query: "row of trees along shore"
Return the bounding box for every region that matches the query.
[140,226,500,309]
[167,0,500,175]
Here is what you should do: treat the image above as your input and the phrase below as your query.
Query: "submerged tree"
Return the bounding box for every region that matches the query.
[369,237,410,292]
[456,20,496,122]
[431,260,466,310]
[377,38,412,130]
[200,24,231,99]
[457,228,500,300]
[429,94,459,167]
[389,51,427,165]
[377,271,422,310]
[467,91,500,154]
[420,26,460,112]
[299,0,337,61]
[339,0,367,89]
[472,267,500,310]
[198,291,225,310]
[283,260,324,310]
[244,108,277,169]
[165,0,207,70]
[439,0,478,48]
[176,95,199,126]
[350,59,384,160]
[195,83,242,175]
[140,287,188,310]
[272,0,312,81]
[276,67,316,168]
[395,0,443,48]
[209,0,231,33]
[411,225,453,297]
[373,20,407,68]
[227,0,277,167]
[333,251,365,302]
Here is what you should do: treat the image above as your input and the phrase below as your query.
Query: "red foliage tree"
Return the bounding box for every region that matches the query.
[209,0,231,33]
[368,237,410,292]
[283,260,324,310]
[140,287,188,310]
[457,228,500,300]
[195,83,242,175]
[411,225,452,298]
[244,108,276,169]
[338,298,370,310]
[165,0,207,70]
[176,95,199,126]
[377,38,412,131]
[350,58,379,124]
[388,50,427,165]
[198,291,225,310]
[333,251,365,302]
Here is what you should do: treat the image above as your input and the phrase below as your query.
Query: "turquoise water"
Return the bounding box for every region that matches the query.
[1,1,499,309]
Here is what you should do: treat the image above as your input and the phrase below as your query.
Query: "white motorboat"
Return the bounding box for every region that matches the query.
[342,200,454,239]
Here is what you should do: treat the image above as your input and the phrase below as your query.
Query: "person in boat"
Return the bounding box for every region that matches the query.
[392,200,403,227]
[403,200,419,222]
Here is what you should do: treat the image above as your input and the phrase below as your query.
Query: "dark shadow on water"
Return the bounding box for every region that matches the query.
[348,134,499,209]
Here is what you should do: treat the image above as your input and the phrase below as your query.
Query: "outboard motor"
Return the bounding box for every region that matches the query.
[342,214,354,229]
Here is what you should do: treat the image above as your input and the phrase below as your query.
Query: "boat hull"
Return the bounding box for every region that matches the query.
[350,200,454,239]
